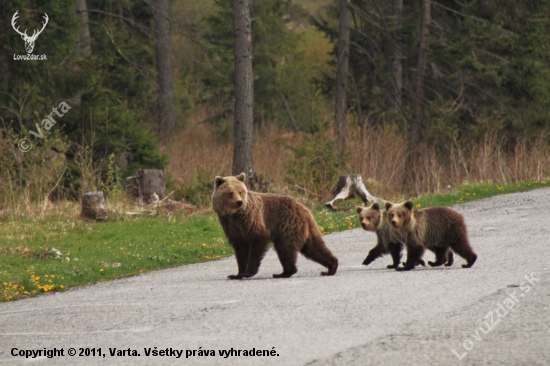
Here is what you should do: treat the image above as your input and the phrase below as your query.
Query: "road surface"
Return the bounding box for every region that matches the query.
[1,188,549,365]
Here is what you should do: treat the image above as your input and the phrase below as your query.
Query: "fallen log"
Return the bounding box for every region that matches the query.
[325,174,386,210]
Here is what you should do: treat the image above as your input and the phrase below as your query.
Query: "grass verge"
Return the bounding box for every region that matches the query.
[1,179,548,302]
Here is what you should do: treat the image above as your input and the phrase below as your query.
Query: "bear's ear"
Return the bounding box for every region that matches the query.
[404,200,414,211]
[236,173,246,182]
[385,202,393,211]
[372,202,380,211]
[215,176,225,188]
[356,206,363,214]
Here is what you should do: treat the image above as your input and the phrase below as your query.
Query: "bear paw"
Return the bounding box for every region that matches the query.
[386,264,398,269]
[395,266,414,271]
[227,274,243,280]
[273,273,293,278]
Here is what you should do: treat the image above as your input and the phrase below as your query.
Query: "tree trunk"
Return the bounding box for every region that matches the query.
[403,0,430,193]
[410,0,430,144]
[153,0,177,141]
[232,0,254,177]
[74,0,91,56]
[335,0,350,164]
[0,53,9,97]
[384,0,402,111]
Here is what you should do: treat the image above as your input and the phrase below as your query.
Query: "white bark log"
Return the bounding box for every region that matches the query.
[325,174,385,210]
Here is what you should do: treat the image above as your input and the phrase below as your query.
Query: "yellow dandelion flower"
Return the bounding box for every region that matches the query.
[100,268,104,272]
[150,248,153,250]
[416,204,421,208]
[50,275,55,278]
[104,242,107,244]
[2,282,7,286]
[45,275,49,278]
[179,241,183,244]
[466,192,470,196]
[60,285,64,289]
[473,192,476,196]
[24,291,29,294]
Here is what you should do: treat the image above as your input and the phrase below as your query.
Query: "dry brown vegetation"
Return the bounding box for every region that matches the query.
[2,106,550,220]
[164,113,550,204]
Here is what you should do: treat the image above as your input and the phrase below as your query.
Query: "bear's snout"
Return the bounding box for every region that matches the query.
[236,200,243,208]
[391,220,397,226]
[361,222,368,230]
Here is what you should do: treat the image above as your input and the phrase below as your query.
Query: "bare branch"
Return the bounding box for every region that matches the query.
[87,21,155,80]
[431,2,487,26]
[78,9,153,36]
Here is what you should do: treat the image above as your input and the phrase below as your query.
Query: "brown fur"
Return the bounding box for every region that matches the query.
[356,203,425,268]
[385,201,477,271]
[212,173,338,279]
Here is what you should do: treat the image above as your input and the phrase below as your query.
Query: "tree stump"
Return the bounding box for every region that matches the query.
[131,169,165,202]
[247,172,271,192]
[80,191,107,221]
[325,174,385,210]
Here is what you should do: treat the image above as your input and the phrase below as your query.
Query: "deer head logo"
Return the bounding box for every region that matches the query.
[11,11,49,54]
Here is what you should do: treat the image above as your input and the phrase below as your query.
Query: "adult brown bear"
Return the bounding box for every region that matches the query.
[212,173,338,279]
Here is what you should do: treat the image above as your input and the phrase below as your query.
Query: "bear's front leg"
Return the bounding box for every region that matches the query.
[241,237,269,278]
[396,241,425,272]
[387,244,402,269]
[227,238,249,280]
[363,241,387,266]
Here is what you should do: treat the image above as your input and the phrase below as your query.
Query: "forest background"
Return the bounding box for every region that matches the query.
[2,0,550,215]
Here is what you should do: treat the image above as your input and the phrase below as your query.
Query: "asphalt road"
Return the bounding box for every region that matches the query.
[1,188,549,365]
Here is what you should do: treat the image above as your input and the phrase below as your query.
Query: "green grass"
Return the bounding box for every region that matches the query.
[0,214,231,302]
[413,179,549,208]
[1,178,548,302]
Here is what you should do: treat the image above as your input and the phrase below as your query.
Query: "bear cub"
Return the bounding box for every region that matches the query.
[385,201,477,271]
[357,202,425,268]
[212,173,338,279]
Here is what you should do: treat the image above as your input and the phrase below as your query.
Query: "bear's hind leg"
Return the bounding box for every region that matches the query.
[449,236,477,268]
[273,244,298,278]
[301,234,338,276]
